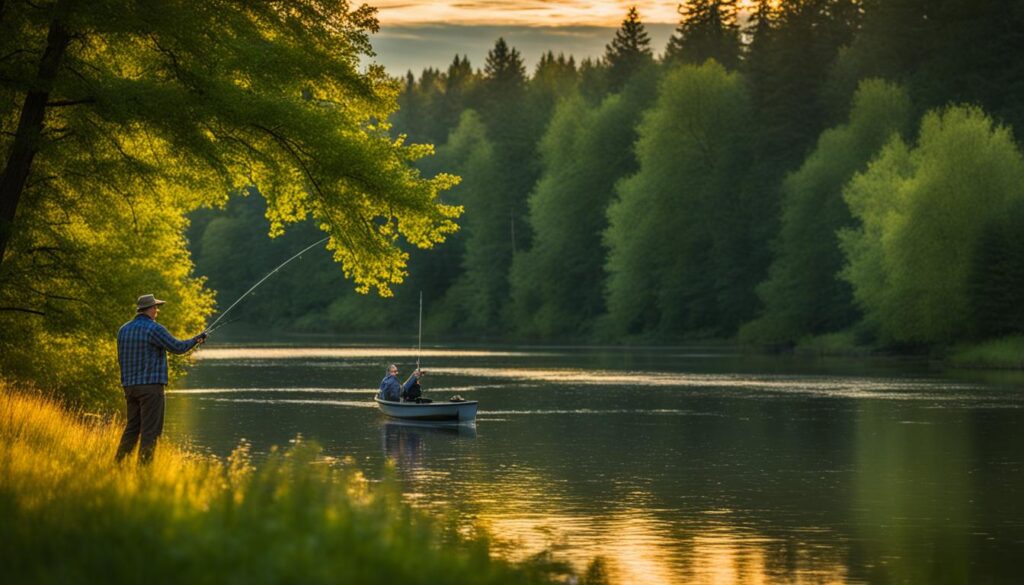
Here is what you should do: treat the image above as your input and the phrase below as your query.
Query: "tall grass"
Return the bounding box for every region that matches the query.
[0,387,571,584]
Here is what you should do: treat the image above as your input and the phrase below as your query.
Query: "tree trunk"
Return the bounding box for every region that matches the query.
[0,16,71,264]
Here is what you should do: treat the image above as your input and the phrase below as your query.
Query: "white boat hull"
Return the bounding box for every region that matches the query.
[374,397,478,422]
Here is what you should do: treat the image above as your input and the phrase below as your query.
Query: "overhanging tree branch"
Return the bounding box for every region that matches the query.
[0,9,72,264]
[45,97,94,107]
[0,307,46,316]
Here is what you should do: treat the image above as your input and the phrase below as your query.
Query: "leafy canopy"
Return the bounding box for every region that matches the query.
[1,0,460,295]
[0,0,460,405]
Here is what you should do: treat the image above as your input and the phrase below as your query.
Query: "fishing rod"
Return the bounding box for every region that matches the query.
[416,290,423,371]
[203,236,329,335]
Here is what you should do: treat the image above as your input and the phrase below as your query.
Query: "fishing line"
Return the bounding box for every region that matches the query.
[204,236,329,335]
[417,290,423,371]
[204,316,242,335]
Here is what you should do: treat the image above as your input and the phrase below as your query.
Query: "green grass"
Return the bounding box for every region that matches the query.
[949,335,1024,370]
[0,386,597,584]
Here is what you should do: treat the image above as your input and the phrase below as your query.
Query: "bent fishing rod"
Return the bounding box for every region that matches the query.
[203,236,329,335]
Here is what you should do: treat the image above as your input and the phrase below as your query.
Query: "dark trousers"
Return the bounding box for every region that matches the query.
[115,384,165,464]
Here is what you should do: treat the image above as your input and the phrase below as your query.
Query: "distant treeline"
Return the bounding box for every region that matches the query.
[190,0,1024,349]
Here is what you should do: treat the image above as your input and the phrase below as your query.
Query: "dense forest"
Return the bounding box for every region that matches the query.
[190,0,1024,351]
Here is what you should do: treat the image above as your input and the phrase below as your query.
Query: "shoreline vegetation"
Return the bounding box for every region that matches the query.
[786,333,1024,371]
[0,387,606,585]
[948,336,1024,371]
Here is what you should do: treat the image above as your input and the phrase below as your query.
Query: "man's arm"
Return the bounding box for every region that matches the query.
[402,370,421,392]
[150,324,205,355]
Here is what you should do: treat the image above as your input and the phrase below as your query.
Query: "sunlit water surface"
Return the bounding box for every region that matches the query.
[167,344,1024,584]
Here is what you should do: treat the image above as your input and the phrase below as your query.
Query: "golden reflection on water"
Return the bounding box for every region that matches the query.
[398,461,852,585]
[474,506,852,584]
[427,367,978,398]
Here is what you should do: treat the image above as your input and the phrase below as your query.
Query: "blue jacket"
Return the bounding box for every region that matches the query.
[117,314,201,386]
[378,373,417,401]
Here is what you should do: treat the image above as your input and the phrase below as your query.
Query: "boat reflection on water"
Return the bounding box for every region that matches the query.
[381,419,477,470]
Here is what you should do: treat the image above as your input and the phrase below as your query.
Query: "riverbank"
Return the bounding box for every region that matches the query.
[948,335,1024,370]
[0,386,600,584]
[771,331,1024,372]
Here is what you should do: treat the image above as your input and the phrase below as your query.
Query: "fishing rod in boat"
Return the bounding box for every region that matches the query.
[203,236,330,335]
[417,290,423,371]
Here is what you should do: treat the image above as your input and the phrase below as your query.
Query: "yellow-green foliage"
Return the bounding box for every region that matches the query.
[0,388,553,585]
[0,189,214,408]
[840,106,1024,345]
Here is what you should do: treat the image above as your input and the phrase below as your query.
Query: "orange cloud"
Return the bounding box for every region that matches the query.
[373,1,686,27]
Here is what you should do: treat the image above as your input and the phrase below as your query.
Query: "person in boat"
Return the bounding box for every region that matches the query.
[401,369,430,403]
[378,363,421,402]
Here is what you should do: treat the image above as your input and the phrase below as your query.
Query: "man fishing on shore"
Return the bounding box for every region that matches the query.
[115,294,207,464]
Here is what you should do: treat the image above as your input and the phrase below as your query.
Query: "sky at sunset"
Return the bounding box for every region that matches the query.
[368,1,754,75]
[372,1,686,27]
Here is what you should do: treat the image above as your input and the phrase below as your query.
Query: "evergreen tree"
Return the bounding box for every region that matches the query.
[446,55,475,91]
[604,7,654,92]
[577,57,610,103]
[529,52,579,116]
[664,0,742,69]
[392,56,480,147]
[482,38,527,101]
[828,0,1024,133]
[479,38,530,173]
[392,67,446,144]
[753,0,860,162]
[440,55,477,136]
[969,199,1024,339]
[743,0,778,106]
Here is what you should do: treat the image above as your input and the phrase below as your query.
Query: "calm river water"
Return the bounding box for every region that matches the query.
[166,343,1024,584]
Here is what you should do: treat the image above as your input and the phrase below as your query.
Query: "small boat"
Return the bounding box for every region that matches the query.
[375,293,478,422]
[374,397,478,422]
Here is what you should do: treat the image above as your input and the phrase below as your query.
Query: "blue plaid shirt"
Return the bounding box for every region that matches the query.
[117,314,201,387]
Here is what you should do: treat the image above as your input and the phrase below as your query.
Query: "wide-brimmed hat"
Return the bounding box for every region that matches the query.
[136,294,166,311]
